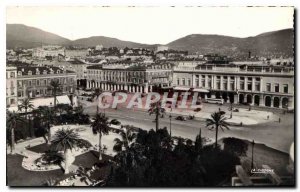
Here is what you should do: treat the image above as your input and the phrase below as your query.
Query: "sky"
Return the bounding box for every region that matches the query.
[6,6,294,44]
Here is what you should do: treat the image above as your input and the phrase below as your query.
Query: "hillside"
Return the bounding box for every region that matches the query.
[7,24,71,49]
[71,36,156,49]
[6,24,294,57]
[167,29,294,57]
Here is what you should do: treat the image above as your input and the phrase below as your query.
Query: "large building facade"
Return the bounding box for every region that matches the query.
[32,45,66,58]
[6,66,18,107]
[173,64,294,109]
[84,60,294,109]
[12,65,76,100]
[86,63,173,93]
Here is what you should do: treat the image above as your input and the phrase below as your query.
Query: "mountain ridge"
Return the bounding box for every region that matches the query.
[6,24,294,57]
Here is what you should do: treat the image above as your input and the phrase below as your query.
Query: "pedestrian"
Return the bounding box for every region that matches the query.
[240,122,243,126]
[267,115,269,120]
[219,107,221,112]
[279,118,281,123]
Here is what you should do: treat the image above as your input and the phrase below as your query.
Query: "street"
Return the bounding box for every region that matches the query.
[83,103,294,153]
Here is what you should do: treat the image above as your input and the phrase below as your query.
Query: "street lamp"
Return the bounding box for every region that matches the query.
[251,140,255,170]
[169,114,172,137]
[230,102,233,119]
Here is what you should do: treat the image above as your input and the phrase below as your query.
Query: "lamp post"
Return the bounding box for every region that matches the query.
[169,114,172,137]
[251,140,255,170]
[230,102,233,119]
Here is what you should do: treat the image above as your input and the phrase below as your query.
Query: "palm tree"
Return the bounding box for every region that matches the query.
[49,80,61,109]
[91,88,102,114]
[148,101,165,132]
[113,126,137,152]
[91,113,109,160]
[206,112,230,149]
[6,111,25,154]
[51,128,91,174]
[18,98,34,137]
[39,106,55,144]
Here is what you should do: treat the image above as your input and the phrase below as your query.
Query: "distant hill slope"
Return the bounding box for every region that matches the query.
[7,24,71,49]
[71,36,156,49]
[167,29,294,57]
[7,24,294,57]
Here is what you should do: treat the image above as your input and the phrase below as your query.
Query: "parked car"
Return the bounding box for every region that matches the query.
[109,119,122,130]
[194,108,201,112]
[175,116,187,121]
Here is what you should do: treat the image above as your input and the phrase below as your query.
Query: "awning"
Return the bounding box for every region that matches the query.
[30,95,72,108]
[193,88,209,93]
[173,87,190,91]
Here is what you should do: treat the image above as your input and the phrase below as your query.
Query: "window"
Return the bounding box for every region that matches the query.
[283,84,288,93]
[37,80,40,86]
[195,78,199,87]
[248,77,252,81]
[217,82,221,89]
[201,79,205,87]
[217,76,220,79]
[10,72,15,78]
[188,78,191,86]
[240,77,245,80]
[208,80,212,88]
[230,82,234,90]
[28,71,32,75]
[29,81,32,86]
[223,82,227,90]
[182,78,186,86]
[274,84,279,92]
[255,83,260,91]
[256,77,260,81]
[247,82,252,91]
[240,82,245,90]
[10,99,15,105]
[266,83,271,92]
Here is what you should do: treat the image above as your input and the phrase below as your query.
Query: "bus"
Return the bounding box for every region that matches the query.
[205,98,224,105]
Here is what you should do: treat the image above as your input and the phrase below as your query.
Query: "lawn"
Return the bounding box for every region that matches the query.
[73,150,114,181]
[27,143,52,153]
[220,138,293,176]
[7,154,74,186]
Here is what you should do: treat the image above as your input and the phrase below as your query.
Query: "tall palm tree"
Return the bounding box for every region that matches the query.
[49,80,61,109]
[91,88,102,114]
[206,112,230,149]
[18,98,34,137]
[39,106,55,144]
[91,113,109,160]
[51,128,91,174]
[113,126,137,152]
[6,111,25,154]
[148,101,165,132]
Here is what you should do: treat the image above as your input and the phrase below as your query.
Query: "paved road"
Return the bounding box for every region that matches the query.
[83,105,294,153]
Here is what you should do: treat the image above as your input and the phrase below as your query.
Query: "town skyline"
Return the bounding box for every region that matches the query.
[7,7,294,44]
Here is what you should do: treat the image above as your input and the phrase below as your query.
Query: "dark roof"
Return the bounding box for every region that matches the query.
[16,65,75,75]
[87,65,103,70]
[68,59,85,65]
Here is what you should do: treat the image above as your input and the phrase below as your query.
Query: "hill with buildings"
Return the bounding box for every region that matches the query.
[71,36,157,49]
